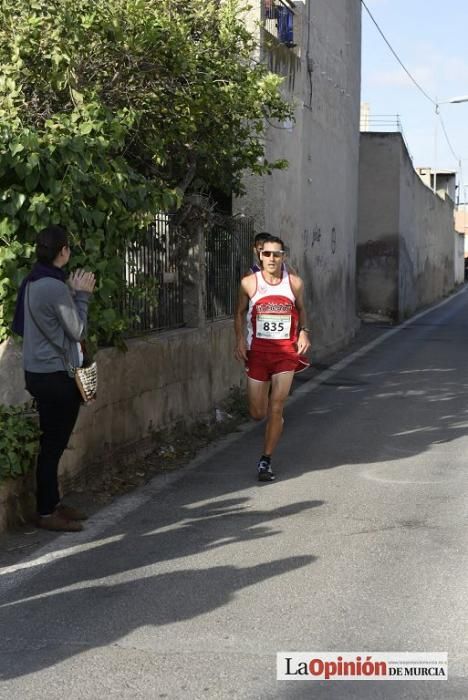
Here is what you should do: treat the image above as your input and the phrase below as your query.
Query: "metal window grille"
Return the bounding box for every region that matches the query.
[262,0,295,46]
[205,216,254,321]
[122,213,184,335]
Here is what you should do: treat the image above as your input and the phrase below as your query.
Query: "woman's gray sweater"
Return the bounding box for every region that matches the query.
[23,278,90,373]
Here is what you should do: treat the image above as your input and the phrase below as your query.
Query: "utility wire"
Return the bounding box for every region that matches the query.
[361,0,463,170]
[361,0,436,108]
[439,113,461,164]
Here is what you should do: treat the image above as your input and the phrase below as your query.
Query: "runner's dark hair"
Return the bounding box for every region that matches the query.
[262,235,285,250]
[254,232,272,245]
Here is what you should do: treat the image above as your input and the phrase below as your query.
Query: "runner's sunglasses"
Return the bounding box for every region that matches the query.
[261,250,285,258]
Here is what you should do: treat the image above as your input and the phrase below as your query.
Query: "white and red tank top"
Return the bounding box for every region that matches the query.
[246,270,299,353]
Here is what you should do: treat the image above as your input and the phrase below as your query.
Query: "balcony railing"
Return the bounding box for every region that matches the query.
[360,114,413,161]
[262,0,295,47]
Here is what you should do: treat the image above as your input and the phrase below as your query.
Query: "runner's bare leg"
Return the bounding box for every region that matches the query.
[247,378,270,420]
[264,371,295,456]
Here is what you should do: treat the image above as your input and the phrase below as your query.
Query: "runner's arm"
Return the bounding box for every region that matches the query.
[234,279,250,361]
[290,276,311,355]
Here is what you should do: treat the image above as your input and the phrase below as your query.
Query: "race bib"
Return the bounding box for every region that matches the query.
[256,314,291,340]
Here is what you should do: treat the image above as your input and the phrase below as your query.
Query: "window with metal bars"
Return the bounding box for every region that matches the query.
[122,214,184,335]
[262,0,295,47]
[205,216,254,321]
[120,214,254,333]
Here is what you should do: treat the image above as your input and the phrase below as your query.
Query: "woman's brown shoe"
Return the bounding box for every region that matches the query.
[56,504,88,521]
[37,513,83,532]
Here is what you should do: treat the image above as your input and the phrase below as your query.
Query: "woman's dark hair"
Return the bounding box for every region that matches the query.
[36,225,69,264]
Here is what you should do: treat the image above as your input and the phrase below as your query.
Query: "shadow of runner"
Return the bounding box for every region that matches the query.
[0,556,316,681]
[0,499,323,605]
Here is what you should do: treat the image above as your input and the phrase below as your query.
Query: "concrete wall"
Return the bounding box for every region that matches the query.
[399,142,455,316]
[454,206,468,257]
[356,134,400,318]
[358,133,457,321]
[0,321,244,530]
[236,0,362,356]
[455,232,465,284]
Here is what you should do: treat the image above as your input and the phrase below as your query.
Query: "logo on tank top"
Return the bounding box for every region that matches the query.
[256,302,293,314]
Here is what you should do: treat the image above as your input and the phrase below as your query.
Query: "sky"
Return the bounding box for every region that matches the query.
[361,0,468,197]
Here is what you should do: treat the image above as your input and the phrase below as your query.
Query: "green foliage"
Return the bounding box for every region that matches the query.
[0,404,41,481]
[0,110,175,344]
[0,0,292,343]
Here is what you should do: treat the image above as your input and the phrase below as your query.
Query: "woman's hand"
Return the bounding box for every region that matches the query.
[69,270,96,294]
[297,330,311,355]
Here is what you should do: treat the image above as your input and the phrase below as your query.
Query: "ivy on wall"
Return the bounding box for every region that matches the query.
[0,110,174,345]
[0,404,40,482]
[0,0,292,345]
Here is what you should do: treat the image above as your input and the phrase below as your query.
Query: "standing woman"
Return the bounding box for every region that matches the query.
[12,225,96,531]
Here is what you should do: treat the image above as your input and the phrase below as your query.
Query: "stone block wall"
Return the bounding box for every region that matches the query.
[0,321,243,531]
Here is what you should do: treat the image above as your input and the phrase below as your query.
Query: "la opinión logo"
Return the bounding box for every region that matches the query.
[277,652,448,681]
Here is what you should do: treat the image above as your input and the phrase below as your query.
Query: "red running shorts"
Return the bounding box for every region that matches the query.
[245,350,310,382]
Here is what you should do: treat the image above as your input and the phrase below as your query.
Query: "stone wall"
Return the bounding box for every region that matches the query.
[0,321,243,530]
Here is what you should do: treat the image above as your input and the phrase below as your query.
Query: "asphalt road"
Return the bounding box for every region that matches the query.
[1,289,468,699]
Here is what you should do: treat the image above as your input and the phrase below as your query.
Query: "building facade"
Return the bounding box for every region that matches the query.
[237,0,362,356]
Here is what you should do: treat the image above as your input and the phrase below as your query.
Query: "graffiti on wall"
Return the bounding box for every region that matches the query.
[303,225,338,255]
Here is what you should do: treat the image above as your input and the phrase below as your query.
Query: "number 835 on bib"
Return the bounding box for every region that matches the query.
[256,314,291,340]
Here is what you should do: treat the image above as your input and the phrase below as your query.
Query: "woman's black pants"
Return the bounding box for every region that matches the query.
[25,371,82,516]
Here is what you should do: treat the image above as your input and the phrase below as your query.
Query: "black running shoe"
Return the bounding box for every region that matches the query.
[257,457,275,482]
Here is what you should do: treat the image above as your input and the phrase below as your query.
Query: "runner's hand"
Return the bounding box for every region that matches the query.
[234,340,248,362]
[297,330,311,355]
[69,270,96,294]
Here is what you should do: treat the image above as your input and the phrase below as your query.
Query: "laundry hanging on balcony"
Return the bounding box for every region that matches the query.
[275,4,294,45]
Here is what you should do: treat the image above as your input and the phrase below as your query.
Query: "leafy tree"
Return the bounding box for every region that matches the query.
[0,0,292,343]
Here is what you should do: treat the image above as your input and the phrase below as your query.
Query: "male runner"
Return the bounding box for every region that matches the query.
[249,231,296,275]
[250,232,271,273]
[234,236,311,481]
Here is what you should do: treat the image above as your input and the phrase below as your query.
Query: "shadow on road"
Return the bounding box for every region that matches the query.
[0,555,316,681]
[0,495,322,679]
[2,295,468,683]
